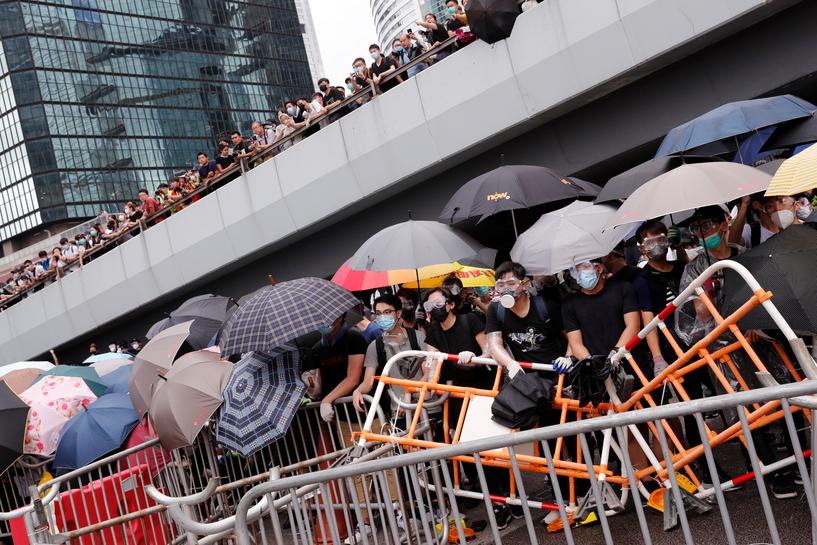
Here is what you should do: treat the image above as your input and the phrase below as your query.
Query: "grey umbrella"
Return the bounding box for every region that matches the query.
[149,350,233,450]
[346,220,484,271]
[129,321,192,416]
[146,294,238,350]
[216,346,306,456]
[219,278,359,357]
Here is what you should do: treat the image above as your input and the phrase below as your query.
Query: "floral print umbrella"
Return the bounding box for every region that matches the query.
[19,376,97,456]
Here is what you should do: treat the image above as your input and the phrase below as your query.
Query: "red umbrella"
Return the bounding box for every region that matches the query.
[125,417,169,477]
[331,260,459,291]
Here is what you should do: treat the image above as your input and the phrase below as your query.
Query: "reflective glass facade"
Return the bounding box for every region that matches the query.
[0,0,313,242]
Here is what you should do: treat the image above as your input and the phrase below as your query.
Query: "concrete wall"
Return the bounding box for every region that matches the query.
[0,0,800,364]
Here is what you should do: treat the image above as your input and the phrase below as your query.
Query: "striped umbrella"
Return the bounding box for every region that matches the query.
[402,266,495,289]
[216,347,305,456]
[764,143,817,196]
[331,260,459,291]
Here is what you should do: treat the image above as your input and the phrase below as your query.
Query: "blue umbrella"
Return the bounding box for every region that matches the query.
[103,365,133,395]
[83,352,134,364]
[216,347,306,456]
[54,393,139,472]
[655,94,815,157]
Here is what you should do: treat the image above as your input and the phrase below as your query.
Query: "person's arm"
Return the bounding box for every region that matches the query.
[483,304,521,376]
[565,330,591,360]
[615,311,640,351]
[352,365,377,412]
[322,353,363,405]
[728,195,751,245]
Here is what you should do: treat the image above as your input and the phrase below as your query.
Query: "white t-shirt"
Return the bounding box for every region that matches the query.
[741,223,775,248]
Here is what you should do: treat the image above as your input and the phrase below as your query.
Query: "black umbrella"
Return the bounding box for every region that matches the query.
[465,0,520,44]
[722,224,817,332]
[595,155,722,205]
[762,113,817,150]
[0,381,29,476]
[439,165,592,237]
[491,372,551,428]
[146,294,237,350]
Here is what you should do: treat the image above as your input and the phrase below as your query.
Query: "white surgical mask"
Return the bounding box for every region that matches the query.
[797,202,813,220]
[770,209,795,230]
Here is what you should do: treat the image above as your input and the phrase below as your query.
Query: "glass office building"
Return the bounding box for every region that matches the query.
[0,0,313,245]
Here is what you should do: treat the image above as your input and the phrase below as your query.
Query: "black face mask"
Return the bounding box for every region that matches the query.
[429,306,449,323]
[401,307,415,322]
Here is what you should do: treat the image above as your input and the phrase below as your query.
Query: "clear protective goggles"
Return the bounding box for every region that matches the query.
[568,261,596,279]
[640,234,669,250]
[422,297,447,313]
[687,218,721,236]
[494,277,522,292]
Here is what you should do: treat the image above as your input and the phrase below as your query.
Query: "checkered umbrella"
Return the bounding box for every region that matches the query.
[219,277,359,356]
[216,347,305,456]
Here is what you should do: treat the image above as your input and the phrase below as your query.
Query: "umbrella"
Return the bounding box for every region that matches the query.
[764,142,817,196]
[605,163,771,230]
[83,352,134,364]
[722,224,817,332]
[346,220,484,272]
[762,112,817,150]
[103,365,132,395]
[19,376,97,456]
[147,294,238,350]
[331,260,459,292]
[491,372,551,429]
[89,357,133,377]
[754,159,785,176]
[438,165,588,227]
[34,366,108,397]
[216,347,306,456]
[130,321,193,416]
[0,362,55,380]
[594,155,722,205]
[465,0,520,44]
[0,381,29,475]
[402,265,495,289]
[655,94,815,157]
[125,417,170,477]
[219,278,360,357]
[1,369,42,394]
[149,350,233,450]
[54,393,139,472]
[510,201,629,275]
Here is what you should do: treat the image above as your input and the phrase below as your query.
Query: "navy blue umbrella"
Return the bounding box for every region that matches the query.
[656,95,815,157]
[216,347,306,456]
[103,365,132,395]
[54,393,139,472]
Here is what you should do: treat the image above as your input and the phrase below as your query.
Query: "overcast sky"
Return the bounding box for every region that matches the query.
[308,0,379,87]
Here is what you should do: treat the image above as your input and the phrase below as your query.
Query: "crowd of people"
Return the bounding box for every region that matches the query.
[0,1,479,308]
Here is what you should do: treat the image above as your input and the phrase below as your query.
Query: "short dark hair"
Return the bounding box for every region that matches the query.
[424,12,437,20]
[230,131,241,137]
[353,57,366,65]
[312,92,323,100]
[395,287,419,306]
[317,77,329,86]
[373,294,402,312]
[635,220,668,244]
[495,261,526,281]
[345,77,352,84]
[59,237,68,245]
[441,275,464,290]
[369,43,381,51]
[197,152,207,158]
[218,142,229,151]
[38,250,47,258]
[158,182,169,189]
[23,259,31,265]
[138,188,148,195]
[691,205,728,224]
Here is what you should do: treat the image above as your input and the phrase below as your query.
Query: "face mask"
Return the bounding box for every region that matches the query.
[319,84,328,92]
[474,286,489,297]
[646,241,669,260]
[771,209,795,229]
[375,315,396,331]
[797,203,813,220]
[318,325,332,336]
[447,6,457,14]
[124,207,131,214]
[429,306,449,323]
[685,246,703,260]
[371,52,380,61]
[499,293,516,309]
[700,232,722,251]
[394,47,404,54]
[108,344,117,352]
[287,107,295,116]
[577,270,599,291]
[90,230,97,236]
[346,82,353,91]
[77,239,85,246]
[355,66,365,74]
[131,342,139,350]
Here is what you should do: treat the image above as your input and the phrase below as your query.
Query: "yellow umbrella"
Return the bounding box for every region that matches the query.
[403,265,495,289]
[765,142,817,196]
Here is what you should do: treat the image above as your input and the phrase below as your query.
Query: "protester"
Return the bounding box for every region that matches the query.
[316,313,367,423]
[395,287,425,332]
[196,152,218,183]
[317,78,346,111]
[369,44,398,93]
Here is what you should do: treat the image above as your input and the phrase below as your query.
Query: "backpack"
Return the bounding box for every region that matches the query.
[750,221,761,248]
[375,327,421,373]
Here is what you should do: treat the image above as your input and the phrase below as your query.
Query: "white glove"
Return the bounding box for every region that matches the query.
[457,351,476,365]
[507,361,523,378]
[653,354,669,375]
[608,348,622,366]
[320,402,335,422]
[552,356,573,375]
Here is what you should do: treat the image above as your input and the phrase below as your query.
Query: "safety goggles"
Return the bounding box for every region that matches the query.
[687,218,721,236]
[761,196,795,214]
[422,298,447,313]
[494,278,521,292]
[640,234,668,250]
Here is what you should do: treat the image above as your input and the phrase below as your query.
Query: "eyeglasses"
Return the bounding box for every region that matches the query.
[373,309,397,317]
[422,299,447,312]
[641,234,668,249]
[687,219,721,235]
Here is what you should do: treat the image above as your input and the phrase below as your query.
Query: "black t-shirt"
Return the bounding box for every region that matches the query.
[446,17,465,32]
[633,262,686,358]
[318,328,368,395]
[323,86,345,106]
[485,297,565,366]
[371,56,398,92]
[610,265,642,284]
[231,140,250,159]
[561,279,639,357]
[198,160,217,179]
[216,154,236,170]
[425,313,494,389]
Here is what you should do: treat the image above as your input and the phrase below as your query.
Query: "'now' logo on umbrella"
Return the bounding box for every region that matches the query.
[487,192,511,201]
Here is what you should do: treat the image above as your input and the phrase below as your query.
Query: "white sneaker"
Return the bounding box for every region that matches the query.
[342,524,373,545]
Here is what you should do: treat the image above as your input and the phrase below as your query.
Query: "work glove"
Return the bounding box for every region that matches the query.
[457,351,476,365]
[506,361,523,379]
[653,354,669,376]
[320,402,335,422]
[552,356,573,375]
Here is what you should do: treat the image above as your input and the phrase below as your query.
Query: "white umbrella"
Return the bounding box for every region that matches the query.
[605,163,770,230]
[90,358,134,377]
[0,361,55,380]
[510,201,629,275]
